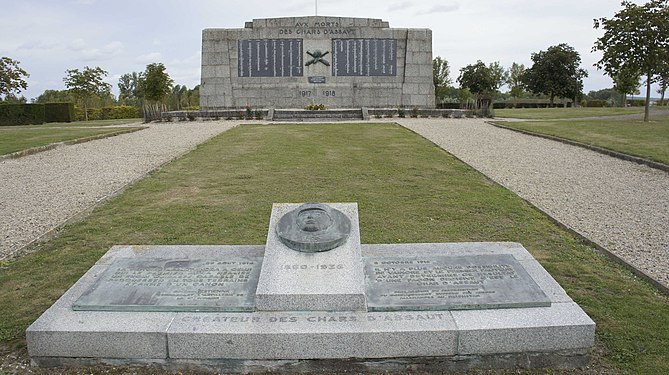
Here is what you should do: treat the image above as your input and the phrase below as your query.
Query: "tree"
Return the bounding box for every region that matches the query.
[118,72,144,106]
[593,0,669,121]
[0,57,29,100]
[64,66,112,121]
[612,68,641,107]
[457,61,506,115]
[432,56,451,104]
[139,63,173,122]
[34,89,74,104]
[657,64,669,105]
[507,62,526,98]
[524,44,588,105]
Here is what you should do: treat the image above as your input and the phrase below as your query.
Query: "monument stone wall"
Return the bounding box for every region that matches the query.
[200,16,435,109]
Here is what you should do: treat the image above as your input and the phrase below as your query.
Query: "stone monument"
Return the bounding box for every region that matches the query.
[27,203,595,373]
[200,16,436,109]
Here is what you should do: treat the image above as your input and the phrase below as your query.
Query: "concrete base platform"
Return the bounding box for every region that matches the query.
[27,242,595,372]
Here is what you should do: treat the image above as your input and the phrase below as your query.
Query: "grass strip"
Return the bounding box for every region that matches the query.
[0,126,145,156]
[496,118,669,165]
[495,107,646,119]
[1,123,667,373]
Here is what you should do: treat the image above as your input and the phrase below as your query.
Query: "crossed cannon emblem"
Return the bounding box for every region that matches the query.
[305,49,330,67]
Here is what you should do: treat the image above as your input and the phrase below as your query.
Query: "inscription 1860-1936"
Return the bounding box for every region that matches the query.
[364,254,550,311]
[73,257,263,312]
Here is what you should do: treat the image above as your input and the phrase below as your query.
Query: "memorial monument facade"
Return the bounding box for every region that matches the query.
[200,16,435,109]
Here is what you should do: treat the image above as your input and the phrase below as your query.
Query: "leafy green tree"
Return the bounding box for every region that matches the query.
[507,62,526,98]
[141,63,173,103]
[657,64,669,105]
[458,61,506,115]
[34,89,74,104]
[593,0,669,121]
[118,72,144,106]
[0,57,29,100]
[63,66,112,121]
[457,61,505,99]
[524,44,588,105]
[139,63,173,122]
[612,68,641,107]
[432,56,451,104]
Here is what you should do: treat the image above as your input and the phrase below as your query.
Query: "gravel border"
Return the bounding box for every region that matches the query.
[0,121,241,261]
[393,118,669,294]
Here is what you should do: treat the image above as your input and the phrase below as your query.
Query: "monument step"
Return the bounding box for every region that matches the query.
[272,109,364,122]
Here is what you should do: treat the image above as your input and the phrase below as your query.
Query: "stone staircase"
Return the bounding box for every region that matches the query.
[270,108,367,122]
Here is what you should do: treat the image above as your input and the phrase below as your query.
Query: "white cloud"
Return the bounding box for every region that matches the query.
[81,41,124,61]
[388,2,414,12]
[136,52,164,64]
[416,3,459,15]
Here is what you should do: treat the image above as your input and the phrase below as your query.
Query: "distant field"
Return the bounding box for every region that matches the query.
[497,117,669,164]
[495,107,645,119]
[0,125,145,156]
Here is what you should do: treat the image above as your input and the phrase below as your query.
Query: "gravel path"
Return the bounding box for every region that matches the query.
[395,118,669,291]
[0,121,240,260]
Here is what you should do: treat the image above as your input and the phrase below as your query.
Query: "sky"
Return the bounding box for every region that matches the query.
[0,0,661,101]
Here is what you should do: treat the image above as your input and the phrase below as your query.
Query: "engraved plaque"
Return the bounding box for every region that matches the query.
[238,39,303,77]
[364,254,550,311]
[308,76,326,84]
[332,38,397,76]
[73,256,263,312]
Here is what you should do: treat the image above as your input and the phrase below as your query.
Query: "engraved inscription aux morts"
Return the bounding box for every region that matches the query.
[365,254,550,311]
[73,256,263,312]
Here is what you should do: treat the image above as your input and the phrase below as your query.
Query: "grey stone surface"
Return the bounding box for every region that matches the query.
[168,311,457,359]
[28,238,594,368]
[364,254,550,311]
[255,203,367,311]
[26,264,175,359]
[200,16,435,109]
[453,302,595,354]
[276,202,351,252]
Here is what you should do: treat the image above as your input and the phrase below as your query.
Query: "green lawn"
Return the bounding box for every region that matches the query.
[496,117,669,165]
[0,125,145,156]
[495,107,646,119]
[1,123,668,373]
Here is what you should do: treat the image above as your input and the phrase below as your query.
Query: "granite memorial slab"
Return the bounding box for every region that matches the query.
[27,203,595,372]
[364,254,550,311]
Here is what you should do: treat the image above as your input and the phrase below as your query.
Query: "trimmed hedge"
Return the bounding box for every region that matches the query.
[45,103,75,123]
[75,106,141,121]
[582,100,608,107]
[628,99,646,107]
[0,104,45,126]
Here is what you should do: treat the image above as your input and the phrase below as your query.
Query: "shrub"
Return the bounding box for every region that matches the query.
[99,106,141,120]
[305,103,327,110]
[397,107,405,118]
[0,103,45,125]
[437,103,461,109]
[582,100,608,107]
[410,107,419,118]
[629,99,646,107]
[44,103,75,123]
[183,106,200,111]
